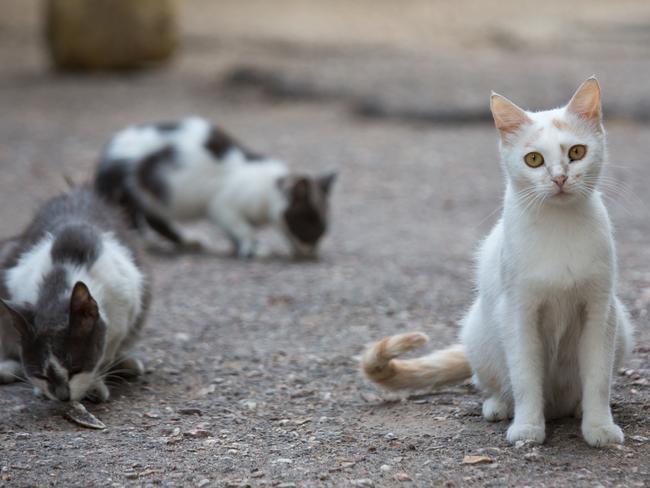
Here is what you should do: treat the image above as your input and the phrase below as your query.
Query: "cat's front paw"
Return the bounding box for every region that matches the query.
[582,422,624,447]
[506,422,545,445]
[86,380,110,403]
[0,360,22,384]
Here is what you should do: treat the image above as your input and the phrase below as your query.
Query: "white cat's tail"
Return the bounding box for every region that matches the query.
[361,332,471,391]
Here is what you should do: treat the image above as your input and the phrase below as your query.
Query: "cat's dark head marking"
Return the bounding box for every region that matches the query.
[2,279,107,402]
[137,145,176,201]
[280,171,337,257]
[205,126,264,162]
[51,224,102,265]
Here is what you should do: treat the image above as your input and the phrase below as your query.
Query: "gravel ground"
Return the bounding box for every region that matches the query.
[1,2,649,487]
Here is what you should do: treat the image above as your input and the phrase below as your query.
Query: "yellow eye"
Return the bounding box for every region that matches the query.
[568,144,586,161]
[524,152,544,168]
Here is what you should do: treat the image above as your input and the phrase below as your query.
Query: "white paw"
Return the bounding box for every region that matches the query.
[507,423,545,445]
[582,422,624,447]
[482,397,512,422]
[0,360,22,384]
[87,381,110,403]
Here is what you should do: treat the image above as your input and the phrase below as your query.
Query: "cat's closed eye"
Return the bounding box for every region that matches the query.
[569,145,587,162]
[524,151,544,168]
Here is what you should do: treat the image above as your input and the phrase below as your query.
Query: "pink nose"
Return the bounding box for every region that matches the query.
[553,174,568,188]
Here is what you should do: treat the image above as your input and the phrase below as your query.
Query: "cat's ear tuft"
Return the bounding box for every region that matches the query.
[317,170,337,195]
[490,93,531,137]
[69,281,99,335]
[0,299,34,339]
[566,76,601,122]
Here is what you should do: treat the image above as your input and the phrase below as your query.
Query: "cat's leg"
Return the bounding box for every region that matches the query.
[461,300,514,423]
[143,213,207,252]
[0,359,22,383]
[503,301,546,444]
[208,205,257,258]
[86,379,110,403]
[483,395,514,422]
[579,298,624,447]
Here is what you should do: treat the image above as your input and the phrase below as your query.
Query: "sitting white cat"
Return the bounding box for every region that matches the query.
[362,77,634,447]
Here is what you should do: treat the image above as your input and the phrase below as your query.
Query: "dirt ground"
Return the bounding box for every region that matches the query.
[1,1,649,487]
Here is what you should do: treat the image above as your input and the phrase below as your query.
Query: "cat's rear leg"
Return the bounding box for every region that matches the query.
[0,359,22,384]
[482,395,514,422]
[143,212,209,252]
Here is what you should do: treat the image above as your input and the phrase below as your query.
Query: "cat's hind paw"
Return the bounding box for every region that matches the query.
[582,422,624,447]
[506,422,545,445]
[482,396,512,422]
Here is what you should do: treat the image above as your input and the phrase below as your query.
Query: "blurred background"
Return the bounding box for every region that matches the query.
[2,2,650,486]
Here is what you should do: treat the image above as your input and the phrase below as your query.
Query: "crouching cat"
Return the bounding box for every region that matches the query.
[95,117,337,259]
[0,186,149,402]
[362,78,634,447]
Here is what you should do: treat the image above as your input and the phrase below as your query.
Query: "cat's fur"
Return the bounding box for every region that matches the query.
[94,117,337,258]
[362,78,634,447]
[0,187,148,402]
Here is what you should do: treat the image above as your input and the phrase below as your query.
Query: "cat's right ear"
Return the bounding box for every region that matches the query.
[69,282,99,336]
[490,93,531,139]
[0,299,34,339]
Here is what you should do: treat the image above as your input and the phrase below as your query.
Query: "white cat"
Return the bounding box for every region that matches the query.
[362,77,634,447]
[95,117,336,259]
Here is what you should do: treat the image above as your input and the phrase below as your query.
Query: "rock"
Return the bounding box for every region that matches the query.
[630,435,649,443]
[524,451,542,462]
[352,479,375,487]
[197,479,210,487]
[178,408,203,416]
[462,455,493,465]
[394,472,412,481]
[380,464,391,472]
[184,429,212,439]
[45,0,177,70]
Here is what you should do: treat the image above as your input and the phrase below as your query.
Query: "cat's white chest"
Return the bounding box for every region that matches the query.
[509,212,612,290]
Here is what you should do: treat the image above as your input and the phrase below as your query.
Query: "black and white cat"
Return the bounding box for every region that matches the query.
[0,186,149,402]
[95,117,337,258]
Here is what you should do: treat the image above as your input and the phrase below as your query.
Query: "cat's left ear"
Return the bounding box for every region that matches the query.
[566,76,602,123]
[317,170,337,196]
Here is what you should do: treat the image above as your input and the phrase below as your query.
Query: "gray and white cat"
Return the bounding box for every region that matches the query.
[362,78,634,447]
[0,186,148,402]
[95,117,337,259]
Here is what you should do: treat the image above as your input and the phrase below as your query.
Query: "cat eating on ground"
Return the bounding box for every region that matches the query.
[0,186,149,402]
[95,117,337,259]
[362,77,634,447]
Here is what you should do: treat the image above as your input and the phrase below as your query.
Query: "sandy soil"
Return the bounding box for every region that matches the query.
[0,1,649,487]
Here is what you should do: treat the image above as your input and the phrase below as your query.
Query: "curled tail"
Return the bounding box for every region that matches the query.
[361,332,471,391]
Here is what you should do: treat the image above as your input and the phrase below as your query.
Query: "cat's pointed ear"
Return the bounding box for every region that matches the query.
[566,76,602,122]
[317,170,337,196]
[490,93,531,137]
[69,282,99,335]
[0,298,34,339]
[291,177,311,201]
